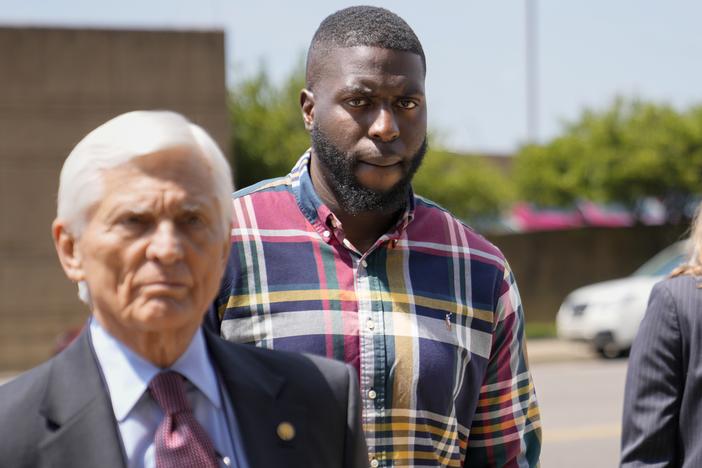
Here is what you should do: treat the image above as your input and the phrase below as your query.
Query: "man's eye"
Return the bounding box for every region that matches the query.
[397,99,417,109]
[121,214,148,226]
[347,98,369,107]
[179,213,204,227]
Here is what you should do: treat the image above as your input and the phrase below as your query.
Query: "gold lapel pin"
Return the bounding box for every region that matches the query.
[276,421,296,441]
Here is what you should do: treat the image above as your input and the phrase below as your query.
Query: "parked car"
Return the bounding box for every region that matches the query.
[509,200,636,232]
[510,202,584,231]
[556,241,688,358]
[576,201,635,227]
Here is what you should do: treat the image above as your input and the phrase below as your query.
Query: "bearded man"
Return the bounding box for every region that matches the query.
[210,6,541,467]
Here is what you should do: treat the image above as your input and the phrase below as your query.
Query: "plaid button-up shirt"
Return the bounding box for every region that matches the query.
[211,153,541,467]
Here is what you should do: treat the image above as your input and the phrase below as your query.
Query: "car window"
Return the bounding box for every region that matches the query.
[633,242,687,277]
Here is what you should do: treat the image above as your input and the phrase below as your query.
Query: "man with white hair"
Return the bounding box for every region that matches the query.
[0,110,367,468]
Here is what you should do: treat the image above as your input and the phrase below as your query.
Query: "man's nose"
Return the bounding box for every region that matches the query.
[146,221,184,265]
[369,105,400,143]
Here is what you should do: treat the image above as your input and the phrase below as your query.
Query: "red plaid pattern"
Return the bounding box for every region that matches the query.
[212,153,542,466]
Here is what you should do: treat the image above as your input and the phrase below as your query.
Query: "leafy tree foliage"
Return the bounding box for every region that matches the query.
[229,62,309,188]
[515,98,702,218]
[229,65,514,224]
[413,148,515,221]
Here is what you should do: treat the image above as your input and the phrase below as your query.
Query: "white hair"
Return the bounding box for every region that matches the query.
[58,111,234,305]
[57,110,234,235]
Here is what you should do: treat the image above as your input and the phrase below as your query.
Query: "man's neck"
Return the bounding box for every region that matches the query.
[92,312,197,368]
[334,209,401,253]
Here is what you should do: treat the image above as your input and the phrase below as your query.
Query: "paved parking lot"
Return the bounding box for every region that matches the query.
[531,356,628,468]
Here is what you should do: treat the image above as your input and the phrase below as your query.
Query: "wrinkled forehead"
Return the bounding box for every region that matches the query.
[98,146,217,200]
[119,145,210,177]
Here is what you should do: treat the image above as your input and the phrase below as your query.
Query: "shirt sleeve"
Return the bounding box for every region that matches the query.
[620,281,683,466]
[465,262,542,467]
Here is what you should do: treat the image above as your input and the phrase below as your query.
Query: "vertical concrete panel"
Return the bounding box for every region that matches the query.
[0,158,59,255]
[42,29,113,106]
[0,28,48,107]
[0,26,229,371]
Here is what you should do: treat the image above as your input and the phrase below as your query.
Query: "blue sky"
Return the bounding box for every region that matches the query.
[2,0,701,153]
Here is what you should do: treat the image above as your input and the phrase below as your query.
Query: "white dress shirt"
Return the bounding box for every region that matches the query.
[90,318,249,468]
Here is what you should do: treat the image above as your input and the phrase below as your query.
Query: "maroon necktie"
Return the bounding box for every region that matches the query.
[149,371,219,468]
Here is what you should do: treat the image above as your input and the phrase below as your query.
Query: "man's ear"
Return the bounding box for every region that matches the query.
[300,88,315,132]
[52,219,85,282]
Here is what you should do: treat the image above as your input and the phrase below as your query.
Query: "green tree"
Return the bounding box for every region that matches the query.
[514,138,588,206]
[515,98,702,218]
[414,148,515,222]
[229,62,309,188]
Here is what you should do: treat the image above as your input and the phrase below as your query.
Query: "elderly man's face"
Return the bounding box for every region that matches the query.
[61,147,229,339]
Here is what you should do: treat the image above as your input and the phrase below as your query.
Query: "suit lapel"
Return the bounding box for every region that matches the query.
[204,331,310,467]
[38,330,125,468]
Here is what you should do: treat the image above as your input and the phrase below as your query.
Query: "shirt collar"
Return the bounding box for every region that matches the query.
[90,319,222,422]
[290,150,331,235]
[290,150,416,241]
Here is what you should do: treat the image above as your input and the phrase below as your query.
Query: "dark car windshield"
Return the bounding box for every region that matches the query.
[633,242,687,277]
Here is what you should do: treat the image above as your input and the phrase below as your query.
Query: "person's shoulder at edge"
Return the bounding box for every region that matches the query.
[0,358,51,408]
[655,272,701,291]
[232,174,293,200]
[0,365,48,465]
[647,273,702,314]
[0,335,83,463]
[0,327,97,408]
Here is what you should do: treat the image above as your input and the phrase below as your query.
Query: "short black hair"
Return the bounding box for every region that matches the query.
[306,6,426,88]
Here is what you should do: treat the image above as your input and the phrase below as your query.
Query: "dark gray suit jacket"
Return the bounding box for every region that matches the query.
[0,326,368,468]
[621,275,702,467]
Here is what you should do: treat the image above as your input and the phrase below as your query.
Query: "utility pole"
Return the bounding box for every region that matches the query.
[525,0,539,143]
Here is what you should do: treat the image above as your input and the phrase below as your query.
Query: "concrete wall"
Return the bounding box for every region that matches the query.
[487,224,688,323]
[0,26,229,371]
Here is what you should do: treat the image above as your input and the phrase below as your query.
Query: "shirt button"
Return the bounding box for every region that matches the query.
[322,230,330,238]
[361,259,368,268]
[367,319,375,331]
[370,459,380,468]
[368,389,377,400]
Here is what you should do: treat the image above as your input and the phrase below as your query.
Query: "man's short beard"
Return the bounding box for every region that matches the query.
[311,125,427,215]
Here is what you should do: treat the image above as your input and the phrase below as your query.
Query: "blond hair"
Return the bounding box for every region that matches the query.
[671,201,702,277]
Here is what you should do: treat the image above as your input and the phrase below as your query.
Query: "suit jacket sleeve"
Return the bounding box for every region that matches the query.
[621,281,683,467]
